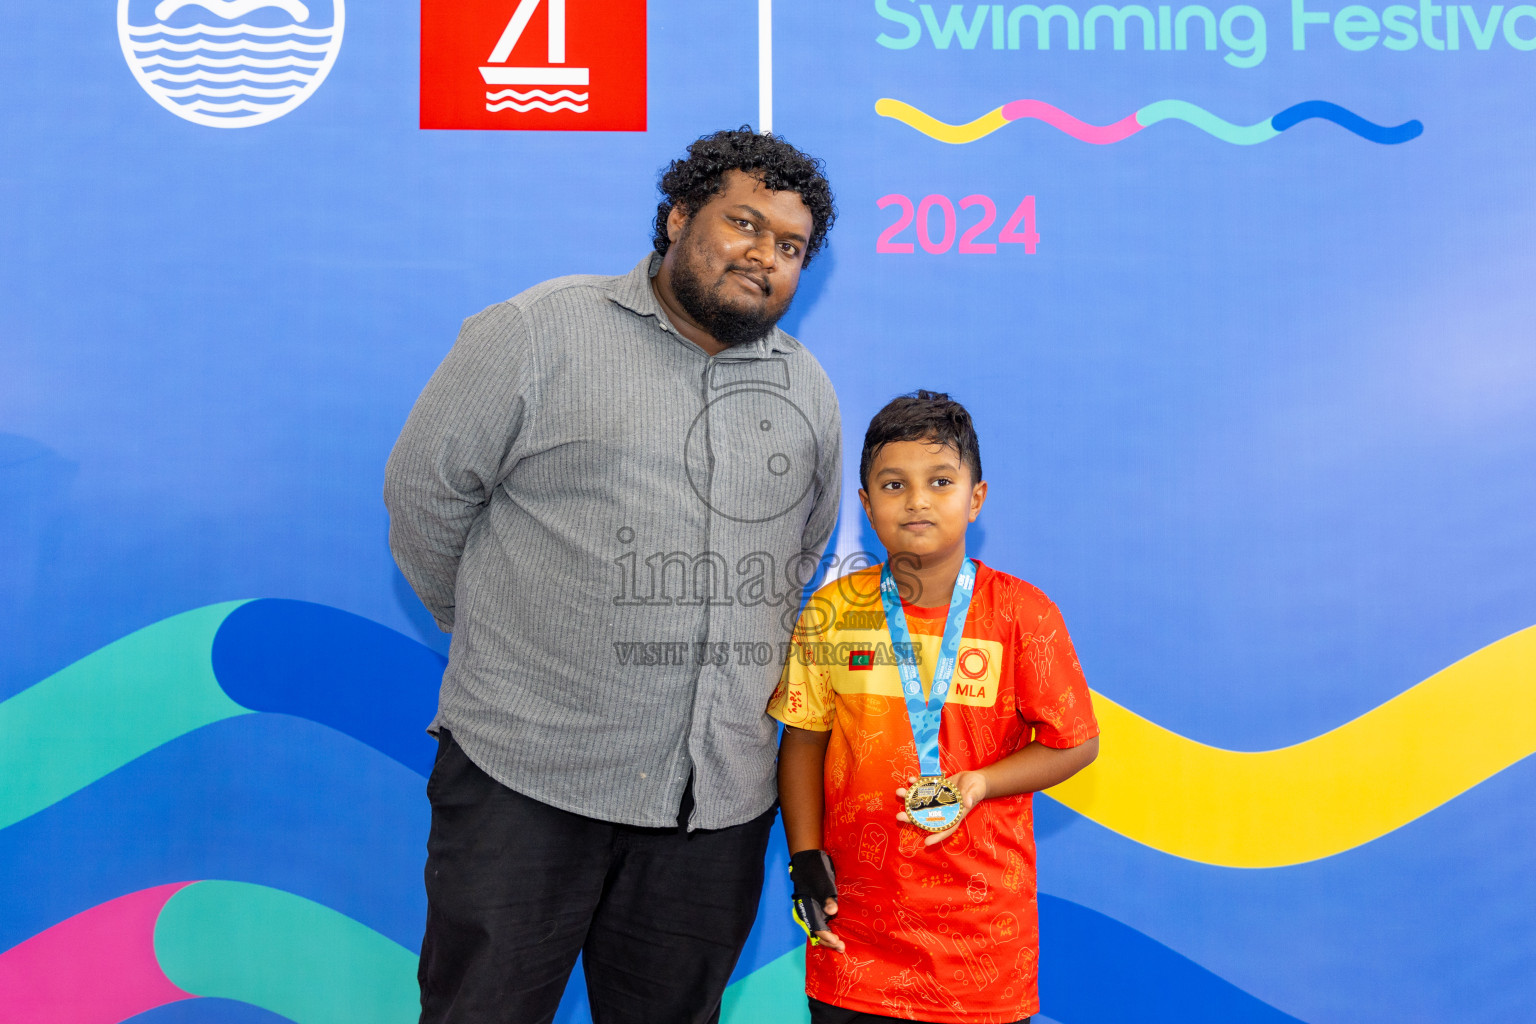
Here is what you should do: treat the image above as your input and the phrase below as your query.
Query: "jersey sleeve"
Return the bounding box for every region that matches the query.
[1015,599,1099,748]
[767,603,837,731]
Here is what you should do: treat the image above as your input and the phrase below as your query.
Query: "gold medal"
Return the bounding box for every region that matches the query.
[904,775,964,833]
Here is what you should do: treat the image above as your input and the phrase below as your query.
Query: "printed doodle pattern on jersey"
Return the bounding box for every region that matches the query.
[769,562,1098,1022]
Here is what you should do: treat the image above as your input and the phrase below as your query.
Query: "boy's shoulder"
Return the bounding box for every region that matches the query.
[973,560,1054,608]
[973,562,1068,636]
[806,564,883,613]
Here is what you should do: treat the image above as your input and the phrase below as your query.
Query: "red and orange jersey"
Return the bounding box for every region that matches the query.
[769,562,1097,1023]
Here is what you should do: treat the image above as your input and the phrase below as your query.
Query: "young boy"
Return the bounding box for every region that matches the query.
[770,390,1099,1024]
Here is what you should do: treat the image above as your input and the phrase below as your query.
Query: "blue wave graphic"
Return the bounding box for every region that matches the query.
[1040,894,1307,1023]
[211,598,445,777]
[124,997,292,1023]
[1271,101,1423,144]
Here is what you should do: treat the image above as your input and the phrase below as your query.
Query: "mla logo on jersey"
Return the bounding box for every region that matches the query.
[421,0,646,131]
[958,647,989,680]
[117,0,344,128]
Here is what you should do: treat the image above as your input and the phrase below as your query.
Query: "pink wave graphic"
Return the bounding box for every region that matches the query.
[0,883,194,1023]
[1000,99,1142,144]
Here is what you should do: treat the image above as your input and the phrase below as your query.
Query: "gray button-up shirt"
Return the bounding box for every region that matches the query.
[385,255,841,828]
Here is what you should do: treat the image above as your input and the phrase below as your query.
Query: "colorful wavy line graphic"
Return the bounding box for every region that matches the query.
[15,599,1530,1021]
[0,715,426,953]
[0,599,442,831]
[0,881,416,1023]
[0,699,1320,1024]
[0,884,194,1024]
[1047,624,1536,867]
[1,880,1306,1024]
[5,604,1532,868]
[723,894,1308,1024]
[875,98,1424,145]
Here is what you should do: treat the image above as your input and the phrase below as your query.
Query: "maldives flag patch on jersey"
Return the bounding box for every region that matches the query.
[849,650,875,671]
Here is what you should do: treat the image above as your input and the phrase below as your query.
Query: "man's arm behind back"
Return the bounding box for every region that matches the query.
[383,302,533,631]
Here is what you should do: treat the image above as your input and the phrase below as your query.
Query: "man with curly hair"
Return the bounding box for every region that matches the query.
[386,128,841,1023]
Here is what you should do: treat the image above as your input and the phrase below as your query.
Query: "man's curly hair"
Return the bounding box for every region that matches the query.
[653,127,836,266]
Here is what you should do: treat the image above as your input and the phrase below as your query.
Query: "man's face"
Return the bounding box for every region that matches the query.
[663,169,815,347]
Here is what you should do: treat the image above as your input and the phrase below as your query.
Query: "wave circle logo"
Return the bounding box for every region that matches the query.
[117,0,344,128]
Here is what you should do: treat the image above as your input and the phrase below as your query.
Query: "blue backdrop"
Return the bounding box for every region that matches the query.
[3,1,1534,1021]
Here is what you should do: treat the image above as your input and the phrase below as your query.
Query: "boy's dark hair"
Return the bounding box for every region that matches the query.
[860,390,983,491]
[653,127,836,266]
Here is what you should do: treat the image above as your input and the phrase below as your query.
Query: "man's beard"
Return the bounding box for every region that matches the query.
[668,233,793,348]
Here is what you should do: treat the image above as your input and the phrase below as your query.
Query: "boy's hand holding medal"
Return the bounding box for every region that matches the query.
[896,769,989,845]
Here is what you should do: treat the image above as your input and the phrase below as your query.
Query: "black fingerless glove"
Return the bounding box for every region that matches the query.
[789,849,837,942]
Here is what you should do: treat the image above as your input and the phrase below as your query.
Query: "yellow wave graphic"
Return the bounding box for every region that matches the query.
[874,98,1009,144]
[1046,625,1536,867]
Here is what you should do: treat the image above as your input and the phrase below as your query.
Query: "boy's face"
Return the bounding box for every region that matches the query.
[859,439,987,575]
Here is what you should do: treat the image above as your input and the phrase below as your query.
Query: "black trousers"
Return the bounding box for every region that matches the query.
[419,731,776,1024]
[809,997,1031,1024]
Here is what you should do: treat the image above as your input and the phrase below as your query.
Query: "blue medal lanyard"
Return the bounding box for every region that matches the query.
[878,558,977,778]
